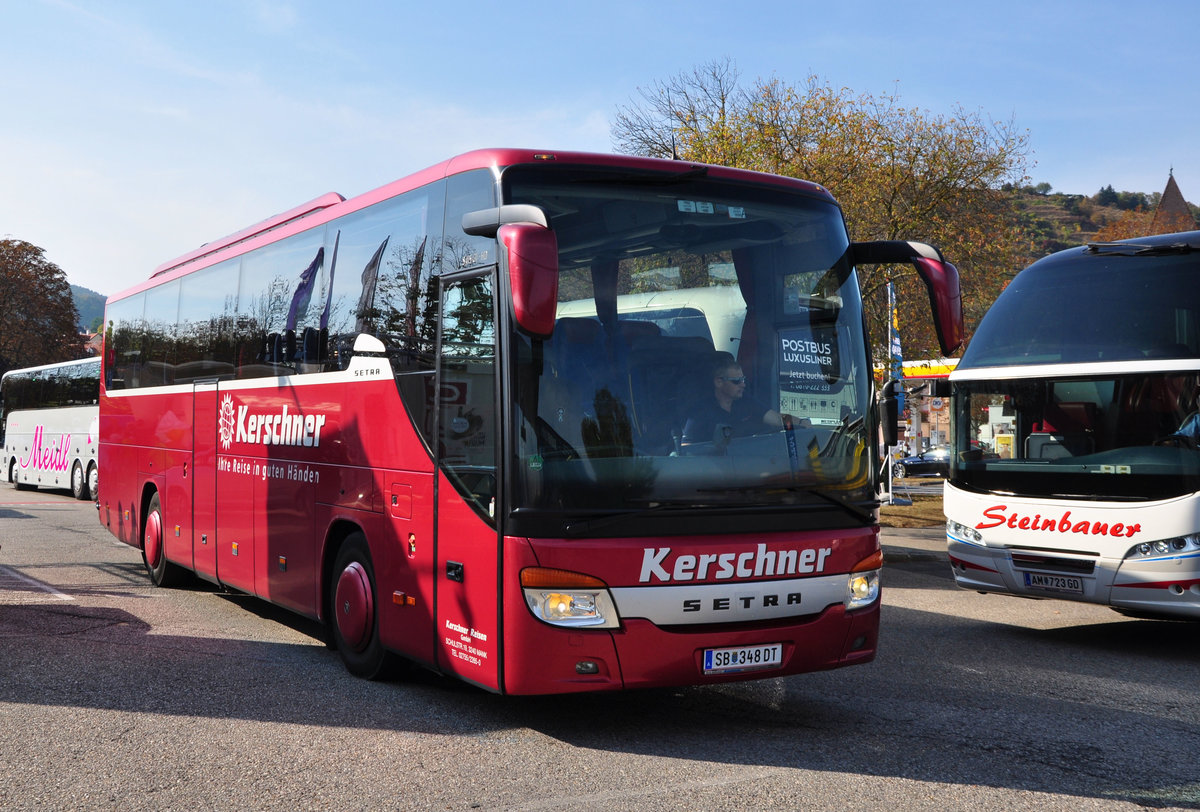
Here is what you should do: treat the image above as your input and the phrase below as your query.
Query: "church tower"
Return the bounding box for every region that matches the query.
[1149,171,1197,233]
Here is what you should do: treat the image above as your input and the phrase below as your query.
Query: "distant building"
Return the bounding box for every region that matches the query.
[82,332,102,356]
[1149,172,1197,233]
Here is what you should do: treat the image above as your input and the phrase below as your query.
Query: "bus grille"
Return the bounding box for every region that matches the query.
[1009,552,1096,575]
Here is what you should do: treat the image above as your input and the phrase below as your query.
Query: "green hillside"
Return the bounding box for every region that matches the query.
[71,285,106,333]
[1011,182,1199,259]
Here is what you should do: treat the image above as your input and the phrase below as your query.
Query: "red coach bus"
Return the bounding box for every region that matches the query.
[99,149,961,694]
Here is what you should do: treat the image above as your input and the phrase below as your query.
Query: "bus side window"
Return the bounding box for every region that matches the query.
[443,170,496,272]
[105,294,147,391]
[438,276,498,520]
[177,259,239,382]
[141,280,180,385]
[324,181,444,377]
[237,233,325,377]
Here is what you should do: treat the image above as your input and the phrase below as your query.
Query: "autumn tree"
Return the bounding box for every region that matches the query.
[612,59,1032,358]
[1094,173,1197,242]
[1092,208,1155,242]
[0,239,83,377]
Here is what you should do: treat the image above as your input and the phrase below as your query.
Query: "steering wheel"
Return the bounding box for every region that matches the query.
[1153,434,1199,450]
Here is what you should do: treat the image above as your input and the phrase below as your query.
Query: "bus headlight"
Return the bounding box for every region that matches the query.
[946,519,983,544]
[1126,534,1200,560]
[521,567,620,629]
[846,550,882,610]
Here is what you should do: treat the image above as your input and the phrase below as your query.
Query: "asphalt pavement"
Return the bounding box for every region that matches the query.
[880,525,946,563]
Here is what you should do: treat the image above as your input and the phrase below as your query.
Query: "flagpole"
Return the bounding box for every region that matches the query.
[886,282,910,505]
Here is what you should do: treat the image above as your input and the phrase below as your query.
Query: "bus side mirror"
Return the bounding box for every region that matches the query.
[499,223,559,338]
[851,240,964,355]
[881,378,901,447]
[912,256,963,356]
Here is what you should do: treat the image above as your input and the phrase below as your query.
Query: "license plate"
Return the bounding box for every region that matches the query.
[702,643,784,675]
[1024,572,1083,593]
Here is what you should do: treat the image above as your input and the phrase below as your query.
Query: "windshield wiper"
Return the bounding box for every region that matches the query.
[562,482,878,536]
[561,500,707,537]
[696,485,878,523]
[807,488,879,523]
[1086,241,1197,256]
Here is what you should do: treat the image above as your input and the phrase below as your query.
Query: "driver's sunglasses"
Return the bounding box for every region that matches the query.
[719,376,746,384]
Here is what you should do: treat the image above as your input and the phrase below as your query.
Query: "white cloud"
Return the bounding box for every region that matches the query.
[251,1,298,33]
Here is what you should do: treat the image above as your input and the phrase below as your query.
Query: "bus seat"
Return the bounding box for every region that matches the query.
[296,326,326,373]
[1040,401,1096,434]
[625,336,715,454]
[1129,376,1189,416]
[548,317,607,388]
[264,332,282,364]
[540,317,610,454]
[618,319,662,346]
[1122,376,1192,443]
[1026,433,1091,459]
[1029,401,1095,458]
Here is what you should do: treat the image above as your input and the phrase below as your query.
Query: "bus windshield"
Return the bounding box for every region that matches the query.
[952,236,1200,502]
[502,166,872,523]
[958,248,1200,368]
[952,373,1200,501]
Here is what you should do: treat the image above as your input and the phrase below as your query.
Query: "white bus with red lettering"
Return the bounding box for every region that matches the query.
[2,357,100,500]
[945,232,1200,619]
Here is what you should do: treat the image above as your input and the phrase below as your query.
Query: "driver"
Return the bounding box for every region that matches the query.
[682,353,795,446]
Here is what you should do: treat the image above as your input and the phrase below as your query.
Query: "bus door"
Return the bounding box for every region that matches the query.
[192,381,218,581]
[433,272,502,689]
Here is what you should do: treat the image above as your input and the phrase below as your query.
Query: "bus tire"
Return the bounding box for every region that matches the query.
[329,532,393,680]
[86,463,98,502]
[142,492,183,587]
[71,461,88,500]
[9,458,34,491]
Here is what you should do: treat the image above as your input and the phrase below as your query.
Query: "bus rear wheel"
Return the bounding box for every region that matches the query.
[329,532,394,680]
[142,492,183,587]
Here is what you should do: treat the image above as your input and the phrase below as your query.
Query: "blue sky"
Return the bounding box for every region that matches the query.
[3,0,1198,296]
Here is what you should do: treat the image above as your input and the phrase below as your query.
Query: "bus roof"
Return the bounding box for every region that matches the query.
[952,229,1200,380]
[1,356,100,383]
[114,148,835,303]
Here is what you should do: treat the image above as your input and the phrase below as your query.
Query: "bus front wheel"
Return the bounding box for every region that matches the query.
[329,532,393,680]
[142,492,183,587]
[71,462,88,500]
[9,459,34,491]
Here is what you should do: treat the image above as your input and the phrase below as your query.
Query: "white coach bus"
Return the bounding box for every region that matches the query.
[945,232,1200,620]
[2,357,101,500]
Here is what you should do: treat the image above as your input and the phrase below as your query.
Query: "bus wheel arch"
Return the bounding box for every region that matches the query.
[9,458,34,490]
[326,527,393,680]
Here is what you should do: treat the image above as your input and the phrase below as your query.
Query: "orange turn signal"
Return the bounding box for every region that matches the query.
[519,567,607,589]
[851,550,884,572]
